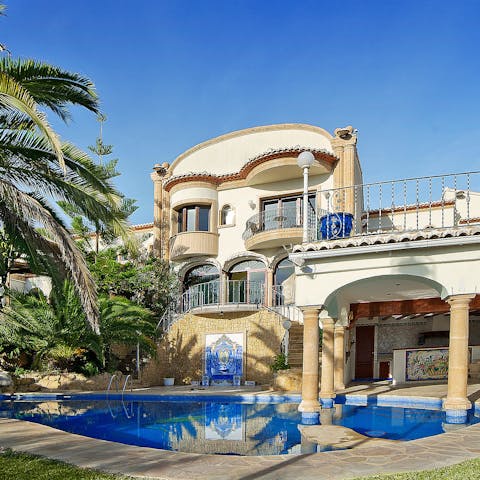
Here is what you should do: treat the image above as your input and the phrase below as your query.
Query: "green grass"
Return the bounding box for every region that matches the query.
[0,449,133,480]
[1,449,480,479]
[356,457,480,479]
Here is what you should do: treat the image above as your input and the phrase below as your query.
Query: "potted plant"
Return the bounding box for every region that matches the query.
[163,376,174,386]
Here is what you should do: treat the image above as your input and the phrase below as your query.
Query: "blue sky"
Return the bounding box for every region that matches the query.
[3,0,480,224]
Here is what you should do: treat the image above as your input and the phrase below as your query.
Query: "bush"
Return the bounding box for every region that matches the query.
[80,361,99,377]
[270,353,290,372]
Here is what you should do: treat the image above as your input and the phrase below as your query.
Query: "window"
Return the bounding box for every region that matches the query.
[177,205,211,233]
[274,258,295,306]
[220,204,235,226]
[183,264,220,306]
[261,192,316,230]
[184,264,220,289]
[228,260,266,304]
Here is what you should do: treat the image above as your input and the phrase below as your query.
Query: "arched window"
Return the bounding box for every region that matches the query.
[274,258,295,305]
[183,264,220,307]
[184,264,220,289]
[220,204,235,226]
[228,260,266,304]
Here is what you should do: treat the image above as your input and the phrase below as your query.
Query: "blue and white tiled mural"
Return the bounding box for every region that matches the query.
[205,333,243,384]
[204,402,244,440]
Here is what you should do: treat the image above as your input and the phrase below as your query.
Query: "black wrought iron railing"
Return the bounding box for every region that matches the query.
[243,205,324,241]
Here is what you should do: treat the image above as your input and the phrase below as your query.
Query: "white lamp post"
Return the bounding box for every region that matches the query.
[297,151,315,242]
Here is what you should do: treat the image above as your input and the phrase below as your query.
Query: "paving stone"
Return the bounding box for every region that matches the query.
[2,383,480,480]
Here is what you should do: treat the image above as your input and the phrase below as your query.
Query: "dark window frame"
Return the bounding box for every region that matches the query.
[176,204,211,233]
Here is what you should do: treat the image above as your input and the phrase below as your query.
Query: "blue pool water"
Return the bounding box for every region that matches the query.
[1,397,478,456]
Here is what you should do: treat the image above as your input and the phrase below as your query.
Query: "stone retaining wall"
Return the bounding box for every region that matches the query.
[141,309,285,386]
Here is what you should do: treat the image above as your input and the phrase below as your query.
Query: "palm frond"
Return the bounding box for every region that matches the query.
[0,71,65,168]
[0,180,99,332]
[0,58,99,121]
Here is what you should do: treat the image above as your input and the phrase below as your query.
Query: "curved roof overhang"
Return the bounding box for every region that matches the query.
[164,147,338,192]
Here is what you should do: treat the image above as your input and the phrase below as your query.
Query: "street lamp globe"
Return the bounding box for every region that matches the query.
[297,151,315,169]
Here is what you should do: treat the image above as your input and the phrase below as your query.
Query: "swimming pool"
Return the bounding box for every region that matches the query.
[1,395,478,456]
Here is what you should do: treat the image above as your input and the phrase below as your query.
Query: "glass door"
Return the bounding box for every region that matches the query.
[262,201,278,232]
[247,270,266,304]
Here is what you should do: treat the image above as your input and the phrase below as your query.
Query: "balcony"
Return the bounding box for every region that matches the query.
[295,170,480,252]
[242,206,320,250]
[181,280,265,313]
[169,231,218,261]
[157,280,303,332]
[157,280,267,331]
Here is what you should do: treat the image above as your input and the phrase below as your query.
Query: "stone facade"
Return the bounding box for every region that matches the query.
[143,310,285,385]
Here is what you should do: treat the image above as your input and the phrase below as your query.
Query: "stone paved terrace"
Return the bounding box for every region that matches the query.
[1,381,480,479]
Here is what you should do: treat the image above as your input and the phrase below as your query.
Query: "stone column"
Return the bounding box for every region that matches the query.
[343,144,356,214]
[220,270,228,305]
[319,407,334,425]
[331,143,344,192]
[150,163,169,259]
[298,307,321,422]
[320,317,336,407]
[444,294,475,423]
[266,268,274,307]
[334,324,346,391]
[331,128,359,227]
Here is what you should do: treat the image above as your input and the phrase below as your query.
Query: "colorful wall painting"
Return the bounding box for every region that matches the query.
[406,348,449,380]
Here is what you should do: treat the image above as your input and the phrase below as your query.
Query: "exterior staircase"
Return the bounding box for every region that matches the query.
[469,359,480,380]
[287,322,304,368]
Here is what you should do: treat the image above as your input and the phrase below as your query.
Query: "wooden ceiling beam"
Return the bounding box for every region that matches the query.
[350,294,480,321]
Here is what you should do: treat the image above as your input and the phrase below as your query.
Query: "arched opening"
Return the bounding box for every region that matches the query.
[322,274,456,383]
[273,258,295,305]
[183,264,220,308]
[220,204,235,226]
[228,260,266,304]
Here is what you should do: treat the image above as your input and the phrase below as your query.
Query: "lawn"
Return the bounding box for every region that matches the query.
[1,449,480,480]
[0,449,132,480]
[356,457,480,479]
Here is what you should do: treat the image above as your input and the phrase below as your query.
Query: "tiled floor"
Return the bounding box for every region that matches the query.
[1,381,480,480]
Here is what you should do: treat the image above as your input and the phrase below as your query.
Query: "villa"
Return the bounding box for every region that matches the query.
[150,123,480,424]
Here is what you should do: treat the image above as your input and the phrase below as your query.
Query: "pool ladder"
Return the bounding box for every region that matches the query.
[106,374,120,397]
[122,374,133,399]
[106,374,134,419]
[106,374,133,398]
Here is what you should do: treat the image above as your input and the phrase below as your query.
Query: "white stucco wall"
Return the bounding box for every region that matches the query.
[170,186,218,208]
[170,125,333,176]
[293,241,480,314]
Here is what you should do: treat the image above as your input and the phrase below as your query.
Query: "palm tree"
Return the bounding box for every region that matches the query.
[0,284,102,370]
[0,57,131,332]
[0,283,156,372]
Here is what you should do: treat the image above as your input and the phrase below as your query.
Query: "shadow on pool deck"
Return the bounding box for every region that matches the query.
[2,379,480,479]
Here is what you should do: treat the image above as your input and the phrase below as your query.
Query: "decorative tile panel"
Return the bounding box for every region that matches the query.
[205,333,243,383]
[406,348,449,380]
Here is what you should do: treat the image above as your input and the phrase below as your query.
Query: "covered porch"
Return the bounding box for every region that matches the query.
[291,226,480,423]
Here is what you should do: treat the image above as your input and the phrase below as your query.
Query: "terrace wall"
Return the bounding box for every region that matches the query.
[143,310,285,386]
